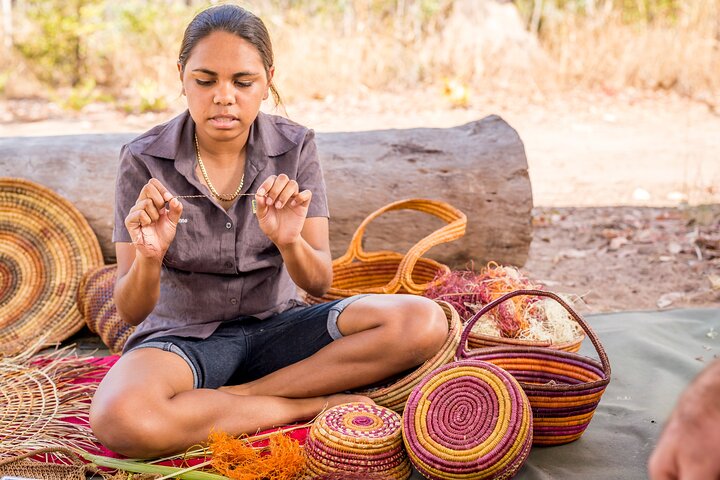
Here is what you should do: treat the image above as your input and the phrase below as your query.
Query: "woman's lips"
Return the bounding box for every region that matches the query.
[209,116,239,129]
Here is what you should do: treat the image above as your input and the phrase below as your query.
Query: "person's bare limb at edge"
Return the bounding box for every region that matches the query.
[648,358,720,480]
[89,5,448,459]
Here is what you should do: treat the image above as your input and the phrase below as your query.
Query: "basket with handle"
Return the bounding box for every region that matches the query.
[305,198,467,303]
[457,289,611,446]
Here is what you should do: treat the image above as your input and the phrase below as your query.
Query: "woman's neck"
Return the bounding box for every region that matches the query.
[195,130,249,166]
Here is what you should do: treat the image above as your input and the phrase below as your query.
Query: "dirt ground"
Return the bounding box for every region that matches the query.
[2,88,719,313]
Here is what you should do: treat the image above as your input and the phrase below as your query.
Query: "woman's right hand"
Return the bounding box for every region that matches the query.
[124,178,183,262]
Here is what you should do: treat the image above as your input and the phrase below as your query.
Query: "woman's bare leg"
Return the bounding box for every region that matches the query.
[90,348,370,458]
[222,295,449,398]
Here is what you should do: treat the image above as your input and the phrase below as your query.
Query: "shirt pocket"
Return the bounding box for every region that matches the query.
[239,220,282,270]
[163,203,223,272]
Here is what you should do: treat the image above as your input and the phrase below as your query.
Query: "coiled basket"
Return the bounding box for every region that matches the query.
[305,402,411,479]
[402,360,533,479]
[458,289,611,446]
[77,264,133,355]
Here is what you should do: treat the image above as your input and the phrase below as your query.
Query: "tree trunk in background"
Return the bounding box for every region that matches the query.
[0,116,533,268]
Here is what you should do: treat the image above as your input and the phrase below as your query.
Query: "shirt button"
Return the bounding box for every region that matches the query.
[230,298,238,305]
[225,222,232,229]
[225,261,233,268]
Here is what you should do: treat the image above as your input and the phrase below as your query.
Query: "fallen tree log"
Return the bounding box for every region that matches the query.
[0,115,532,267]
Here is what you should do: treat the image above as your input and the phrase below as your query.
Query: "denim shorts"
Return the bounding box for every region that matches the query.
[128,294,369,389]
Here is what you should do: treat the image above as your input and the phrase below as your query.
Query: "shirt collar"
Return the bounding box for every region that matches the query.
[140,110,299,203]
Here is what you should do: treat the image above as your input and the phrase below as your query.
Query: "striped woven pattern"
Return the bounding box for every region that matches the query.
[459,290,611,446]
[402,360,533,480]
[305,402,411,479]
[354,301,462,413]
[0,177,103,355]
[306,199,466,303]
[77,264,134,355]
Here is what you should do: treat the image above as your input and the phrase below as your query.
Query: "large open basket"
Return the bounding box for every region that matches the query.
[458,289,611,446]
[305,198,466,303]
[0,177,104,355]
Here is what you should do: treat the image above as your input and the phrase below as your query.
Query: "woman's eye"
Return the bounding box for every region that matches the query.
[195,79,213,86]
[236,81,253,88]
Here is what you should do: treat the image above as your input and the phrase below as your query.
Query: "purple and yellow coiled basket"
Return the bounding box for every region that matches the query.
[305,402,411,479]
[402,360,533,479]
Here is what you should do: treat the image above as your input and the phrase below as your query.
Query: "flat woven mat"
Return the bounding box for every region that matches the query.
[0,177,103,354]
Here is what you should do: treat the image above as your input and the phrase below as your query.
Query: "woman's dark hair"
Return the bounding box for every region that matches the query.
[178,4,281,105]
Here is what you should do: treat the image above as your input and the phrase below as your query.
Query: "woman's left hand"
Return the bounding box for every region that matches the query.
[254,174,312,247]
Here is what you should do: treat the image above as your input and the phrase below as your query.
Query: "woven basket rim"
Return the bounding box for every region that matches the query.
[0,177,103,354]
[468,330,585,349]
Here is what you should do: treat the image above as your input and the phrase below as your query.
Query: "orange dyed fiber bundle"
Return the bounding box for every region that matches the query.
[209,430,306,480]
[425,262,543,337]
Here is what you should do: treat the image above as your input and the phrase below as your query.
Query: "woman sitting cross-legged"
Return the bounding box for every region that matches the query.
[89,4,448,459]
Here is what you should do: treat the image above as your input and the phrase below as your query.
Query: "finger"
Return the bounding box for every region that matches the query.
[648,436,678,480]
[256,175,277,199]
[148,178,175,205]
[126,209,153,229]
[254,190,269,218]
[166,198,183,226]
[648,452,677,480]
[274,180,299,209]
[136,198,161,222]
[290,189,312,207]
[677,461,720,480]
[141,182,168,211]
[264,174,290,207]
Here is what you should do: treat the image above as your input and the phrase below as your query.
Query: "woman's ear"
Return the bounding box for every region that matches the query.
[264,66,275,100]
[177,62,185,95]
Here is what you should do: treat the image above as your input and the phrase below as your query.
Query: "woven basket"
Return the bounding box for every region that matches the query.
[402,359,533,480]
[458,289,611,446]
[353,301,462,413]
[77,264,134,355]
[0,460,86,480]
[305,402,411,479]
[306,199,466,303]
[0,177,104,355]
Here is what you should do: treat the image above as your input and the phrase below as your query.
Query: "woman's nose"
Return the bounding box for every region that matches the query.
[213,83,235,105]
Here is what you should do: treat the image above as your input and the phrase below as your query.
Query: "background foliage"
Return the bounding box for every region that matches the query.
[0,0,717,111]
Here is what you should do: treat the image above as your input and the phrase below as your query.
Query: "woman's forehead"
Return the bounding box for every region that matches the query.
[186,31,265,72]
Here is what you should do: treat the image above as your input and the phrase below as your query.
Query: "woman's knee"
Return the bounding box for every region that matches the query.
[385,296,449,362]
[90,391,171,458]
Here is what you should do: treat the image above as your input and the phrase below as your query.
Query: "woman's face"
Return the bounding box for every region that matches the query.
[180,30,273,144]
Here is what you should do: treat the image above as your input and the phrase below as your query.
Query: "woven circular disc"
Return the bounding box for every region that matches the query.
[402,360,533,480]
[306,402,410,479]
[0,177,103,354]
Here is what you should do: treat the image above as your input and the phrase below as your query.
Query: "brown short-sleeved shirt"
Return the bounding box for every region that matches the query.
[113,110,329,351]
